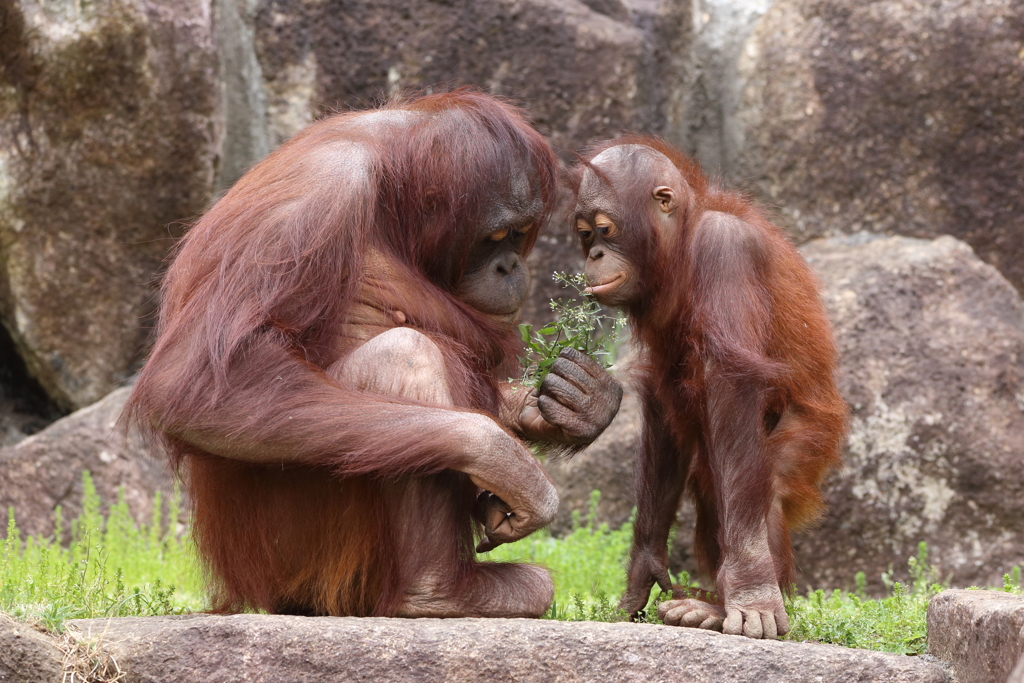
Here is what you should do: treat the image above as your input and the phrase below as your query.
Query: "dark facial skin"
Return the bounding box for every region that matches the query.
[457,179,541,320]
[574,145,684,310]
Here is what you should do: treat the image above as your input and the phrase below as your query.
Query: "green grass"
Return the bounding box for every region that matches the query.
[0,472,202,632]
[1,476,1020,653]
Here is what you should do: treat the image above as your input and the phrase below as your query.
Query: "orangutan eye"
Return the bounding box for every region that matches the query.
[488,228,509,241]
[512,223,534,237]
[594,214,617,237]
[576,219,594,241]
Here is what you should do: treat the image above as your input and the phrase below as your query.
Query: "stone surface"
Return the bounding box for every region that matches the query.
[682,0,772,174]
[253,0,690,152]
[0,0,221,410]
[729,0,1024,294]
[550,234,1024,593]
[927,589,1024,683]
[0,615,63,683]
[67,614,948,683]
[797,235,1024,592]
[0,387,177,540]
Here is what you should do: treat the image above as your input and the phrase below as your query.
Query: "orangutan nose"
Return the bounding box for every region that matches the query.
[495,252,521,276]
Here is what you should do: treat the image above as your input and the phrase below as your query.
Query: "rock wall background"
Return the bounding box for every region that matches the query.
[0,0,1021,591]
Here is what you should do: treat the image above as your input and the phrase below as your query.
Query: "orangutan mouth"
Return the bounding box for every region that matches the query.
[584,273,626,296]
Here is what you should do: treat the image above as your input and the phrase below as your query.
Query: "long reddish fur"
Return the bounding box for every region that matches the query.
[575,135,846,593]
[125,90,557,616]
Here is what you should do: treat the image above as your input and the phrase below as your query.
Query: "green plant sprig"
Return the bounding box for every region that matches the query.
[516,272,627,388]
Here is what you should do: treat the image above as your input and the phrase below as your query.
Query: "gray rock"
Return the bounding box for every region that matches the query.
[728,0,1024,294]
[0,0,221,410]
[0,615,63,683]
[67,614,949,683]
[927,589,1024,683]
[252,0,691,152]
[797,235,1024,592]
[683,0,772,174]
[0,387,176,540]
[550,234,1024,593]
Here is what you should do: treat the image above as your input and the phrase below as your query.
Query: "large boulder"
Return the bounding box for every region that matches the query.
[0,0,222,410]
[0,387,175,540]
[799,234,1024,592]
[550,234,1024,592]
[729,0,1024,294]
[253,0,691,152]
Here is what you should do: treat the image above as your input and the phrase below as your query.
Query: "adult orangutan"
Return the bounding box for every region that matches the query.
[126,90,622,618]
[571,136,846,639]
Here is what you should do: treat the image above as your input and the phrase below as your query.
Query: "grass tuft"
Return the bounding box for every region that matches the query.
[0,472,202,632]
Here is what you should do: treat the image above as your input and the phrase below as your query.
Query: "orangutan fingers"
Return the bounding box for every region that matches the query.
[656,572,673,595]
[659,603,684,626]
[681,608,711,628]
[548,354,596,390]
[617,590,649,619]
[556,347,606,378]
[539,372,587,410]
[535,394,575,428]
[463,421,558,542]
[474,492,518,553]
[723,607,742,636]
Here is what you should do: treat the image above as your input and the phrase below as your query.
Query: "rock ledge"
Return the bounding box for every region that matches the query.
[67,614,947,683]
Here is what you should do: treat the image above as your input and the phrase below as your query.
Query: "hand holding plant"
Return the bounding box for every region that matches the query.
[516,272,627,388]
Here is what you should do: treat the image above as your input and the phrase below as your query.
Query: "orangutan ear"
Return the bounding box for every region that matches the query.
[652,186,678,214]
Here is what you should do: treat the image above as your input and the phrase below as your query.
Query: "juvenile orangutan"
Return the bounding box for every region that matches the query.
[571,136,846,639]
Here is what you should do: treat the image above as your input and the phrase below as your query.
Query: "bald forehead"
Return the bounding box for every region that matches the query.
[578,144,677,209]
[592,144,675,177]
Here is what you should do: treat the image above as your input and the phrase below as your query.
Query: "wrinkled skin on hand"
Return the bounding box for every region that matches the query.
[519,348,622,445]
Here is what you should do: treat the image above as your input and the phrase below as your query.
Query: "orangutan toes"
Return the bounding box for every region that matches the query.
[657,598,724,631]
[658,587,790,640]
[723,584,790,639]
[725,605,789,639]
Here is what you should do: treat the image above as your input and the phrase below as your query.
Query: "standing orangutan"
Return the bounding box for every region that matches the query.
[126,90,622,619]
[571,136,846,639]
